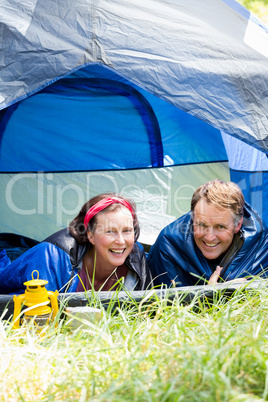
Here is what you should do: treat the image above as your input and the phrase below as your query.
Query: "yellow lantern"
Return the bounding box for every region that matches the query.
[13,270,59,329]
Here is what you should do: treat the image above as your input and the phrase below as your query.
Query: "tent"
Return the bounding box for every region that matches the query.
[0,0,268,246]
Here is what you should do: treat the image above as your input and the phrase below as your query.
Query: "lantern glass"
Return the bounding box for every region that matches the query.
[23,313,52,328]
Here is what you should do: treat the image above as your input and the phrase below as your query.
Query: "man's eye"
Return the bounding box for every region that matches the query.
[124,228,133,233]
[216,225,226,230]
[197,223,206,228]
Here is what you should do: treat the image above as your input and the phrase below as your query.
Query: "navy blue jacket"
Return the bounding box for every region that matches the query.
[0,228,152,294]
[148,203,268,287]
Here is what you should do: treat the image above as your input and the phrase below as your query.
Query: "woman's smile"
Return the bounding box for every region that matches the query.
[87,207,135,271]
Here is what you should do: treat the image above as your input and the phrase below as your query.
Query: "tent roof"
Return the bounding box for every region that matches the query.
[1,0,268,153]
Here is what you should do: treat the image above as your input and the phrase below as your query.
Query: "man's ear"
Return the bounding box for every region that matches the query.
[87,231,95,245]
[234,216,243,233]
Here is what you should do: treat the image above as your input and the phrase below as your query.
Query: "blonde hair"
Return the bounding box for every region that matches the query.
[191,180,244,224]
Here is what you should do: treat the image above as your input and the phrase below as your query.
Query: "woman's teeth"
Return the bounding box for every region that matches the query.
[204,243,218,247]
[110,249,124,254]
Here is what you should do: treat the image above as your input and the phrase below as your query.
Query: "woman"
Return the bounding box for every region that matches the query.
[0,194,152,293]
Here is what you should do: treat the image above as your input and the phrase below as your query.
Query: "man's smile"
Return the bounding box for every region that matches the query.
[203,242,220,248]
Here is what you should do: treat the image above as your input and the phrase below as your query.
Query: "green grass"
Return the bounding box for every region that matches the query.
[236,0,268,24]
[2,280,268,401]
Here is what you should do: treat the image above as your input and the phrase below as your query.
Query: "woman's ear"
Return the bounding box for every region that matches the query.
[87,230,95,245]
[234,216,243,233]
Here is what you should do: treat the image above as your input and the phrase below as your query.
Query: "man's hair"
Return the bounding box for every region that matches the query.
[191,180,245,224]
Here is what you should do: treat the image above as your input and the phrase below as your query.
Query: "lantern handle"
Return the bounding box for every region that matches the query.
[32,270,40,280]
[13,294,25,329]
[48,290,59,327]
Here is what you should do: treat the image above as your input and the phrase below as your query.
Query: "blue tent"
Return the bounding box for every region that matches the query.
[0,0,267,245]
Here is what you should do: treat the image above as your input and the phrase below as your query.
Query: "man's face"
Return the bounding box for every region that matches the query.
[193,199,242,260]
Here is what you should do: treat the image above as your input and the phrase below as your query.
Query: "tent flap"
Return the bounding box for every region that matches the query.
[0,0,268,241]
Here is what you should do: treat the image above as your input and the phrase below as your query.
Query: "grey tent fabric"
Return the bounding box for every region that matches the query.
[1,0,268,152]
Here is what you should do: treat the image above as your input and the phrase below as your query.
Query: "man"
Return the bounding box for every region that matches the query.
[148,180,268,287]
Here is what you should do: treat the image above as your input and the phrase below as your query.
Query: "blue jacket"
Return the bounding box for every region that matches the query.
[148,203,268,287]
[0,228,152,294]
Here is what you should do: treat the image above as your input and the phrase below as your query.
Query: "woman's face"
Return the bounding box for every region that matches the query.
[87,207,135,270]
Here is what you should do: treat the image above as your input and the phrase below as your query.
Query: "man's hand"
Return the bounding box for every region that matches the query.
[208,265,247,285]
[208,265,223,285]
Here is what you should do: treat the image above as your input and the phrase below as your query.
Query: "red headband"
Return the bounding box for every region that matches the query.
[84,197,134,230]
